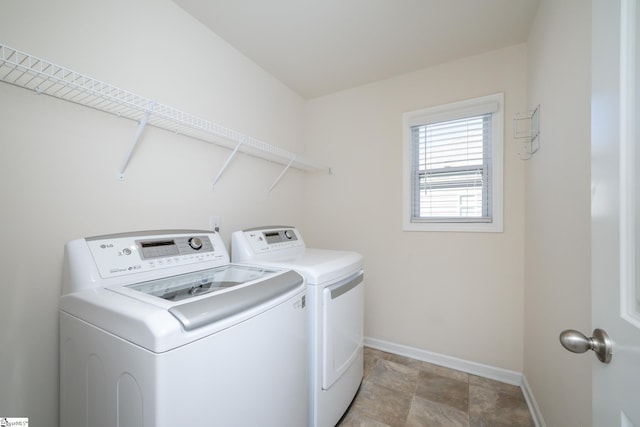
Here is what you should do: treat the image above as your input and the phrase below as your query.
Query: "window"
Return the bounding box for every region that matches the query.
[402,93,503,232]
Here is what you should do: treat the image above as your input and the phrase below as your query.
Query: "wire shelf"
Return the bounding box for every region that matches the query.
[0,44,331,185]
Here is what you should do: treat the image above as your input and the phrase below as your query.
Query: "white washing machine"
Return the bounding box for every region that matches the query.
[60,230,308,427]
[231,226,364,427]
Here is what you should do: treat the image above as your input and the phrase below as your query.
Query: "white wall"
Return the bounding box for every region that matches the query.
[524,1,592,426]
[0,0,308,424]
[303,45,527,372]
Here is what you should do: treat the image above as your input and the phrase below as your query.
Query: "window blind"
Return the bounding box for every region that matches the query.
[411,114,492,222]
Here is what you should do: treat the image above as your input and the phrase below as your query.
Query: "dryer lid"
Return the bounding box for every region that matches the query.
[250,249,363,285]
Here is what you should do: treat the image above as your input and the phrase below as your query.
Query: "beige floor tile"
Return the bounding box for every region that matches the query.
[419,361,470,383]
[337,407,392,427]
[405,395,469,427]
[363,347,382,379]
[469,383,534,427]
[367,359,420,395]
[469,375,522,398]
[342,348,535,427]
[349,380,413,427]
[415,370,469,413]
[364,347,423,369]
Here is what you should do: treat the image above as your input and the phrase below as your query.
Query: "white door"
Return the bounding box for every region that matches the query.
[591,0,640,424]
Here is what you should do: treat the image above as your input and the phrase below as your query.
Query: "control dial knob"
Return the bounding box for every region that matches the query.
[284,230,294,240]
[188,237,203,250]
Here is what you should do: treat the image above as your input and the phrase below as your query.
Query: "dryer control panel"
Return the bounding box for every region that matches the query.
[233,226,305,257]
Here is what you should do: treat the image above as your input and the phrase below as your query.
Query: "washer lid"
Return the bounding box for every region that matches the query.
[123,264,281,303]
[110,264,305,332]
[168,269,303,331]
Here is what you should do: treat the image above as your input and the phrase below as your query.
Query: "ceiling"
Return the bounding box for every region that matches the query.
[173,0,540,99]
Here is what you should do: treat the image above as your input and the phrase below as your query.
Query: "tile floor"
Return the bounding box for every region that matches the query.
[337,347,535,427]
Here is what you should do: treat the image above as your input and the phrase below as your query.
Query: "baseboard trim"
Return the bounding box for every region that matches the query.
[363,337,546,427]
[520,374,547,427]
[364,337,522,385]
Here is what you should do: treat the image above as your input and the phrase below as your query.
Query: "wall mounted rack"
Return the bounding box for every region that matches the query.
[0,44,331,191]
[513,105,540,160]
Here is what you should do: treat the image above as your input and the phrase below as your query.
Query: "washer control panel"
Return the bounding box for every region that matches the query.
[238,226,305,254]
[85,230,227,279]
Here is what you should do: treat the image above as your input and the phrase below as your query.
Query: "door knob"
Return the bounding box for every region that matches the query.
[559,328,612,364]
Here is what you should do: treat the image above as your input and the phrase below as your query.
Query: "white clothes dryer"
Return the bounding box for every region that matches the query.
[60,230,308,427]
[231,226,364,427]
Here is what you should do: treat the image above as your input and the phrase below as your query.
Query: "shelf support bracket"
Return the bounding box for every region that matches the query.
[513,105,540,160]
[267,156,296,193]
[211,138,244,189]
[117,100,156,180]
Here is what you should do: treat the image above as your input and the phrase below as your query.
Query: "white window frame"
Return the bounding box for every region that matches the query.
[402,93,504,232]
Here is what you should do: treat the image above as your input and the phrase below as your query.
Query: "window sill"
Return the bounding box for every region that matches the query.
[402,220,503,233]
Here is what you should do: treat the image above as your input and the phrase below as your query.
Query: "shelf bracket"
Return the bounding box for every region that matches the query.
[211,138,244,189]
[117,100,156,180]
[513,105,540,160]
[267,156,296,193]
